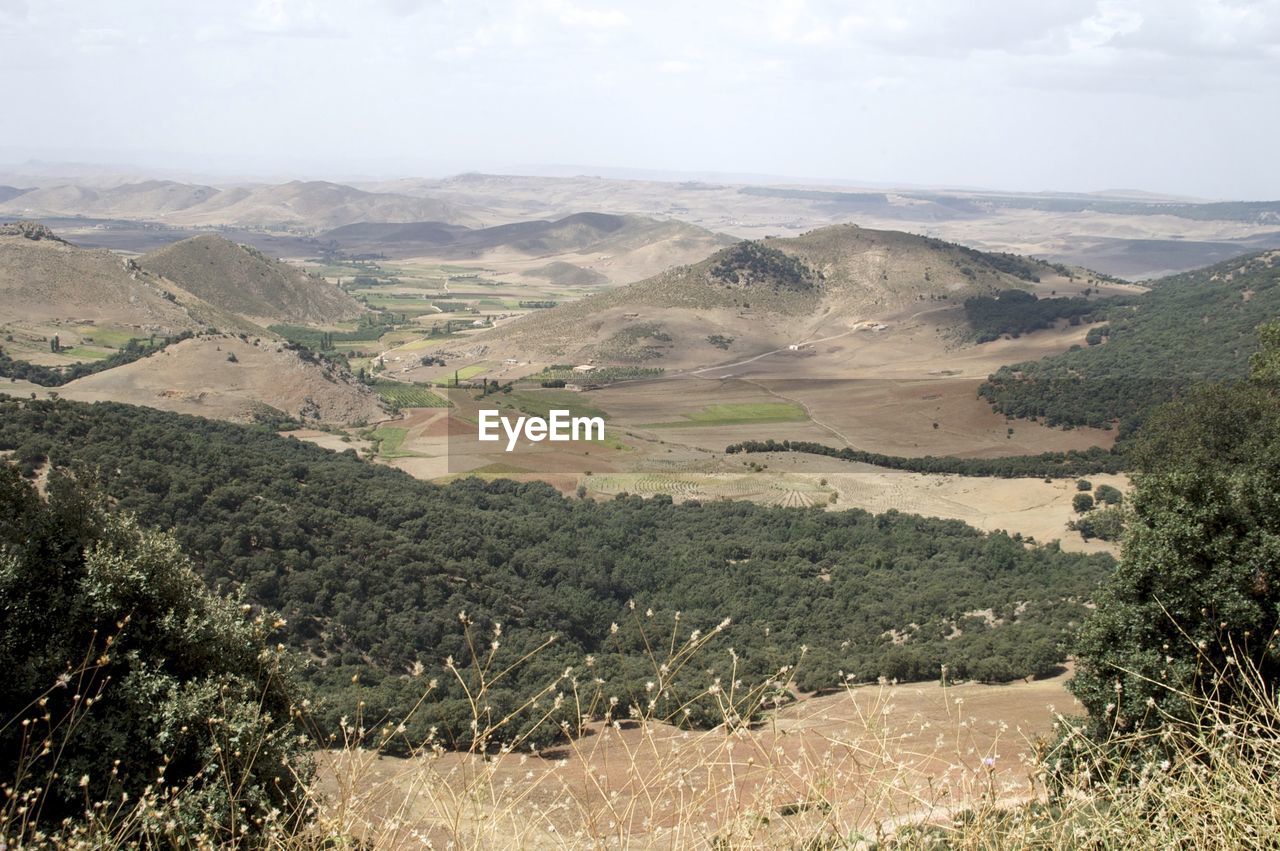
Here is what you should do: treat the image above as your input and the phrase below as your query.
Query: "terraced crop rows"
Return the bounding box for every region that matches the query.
[372,381,449,408]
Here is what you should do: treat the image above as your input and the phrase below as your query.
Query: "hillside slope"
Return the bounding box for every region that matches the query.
[467,224,1076,367]
[0,222,387,425]
[140,235,364,325]
[57,335,386,425]
[0,221,203,331]
[980,249,1280,433]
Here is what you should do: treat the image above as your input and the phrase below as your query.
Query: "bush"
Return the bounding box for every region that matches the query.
[1095,483,1123,505]
[1068,506,1126,541]
[1072,492,1095,513]
[0,465,313,843]
[1070,331,1280,741]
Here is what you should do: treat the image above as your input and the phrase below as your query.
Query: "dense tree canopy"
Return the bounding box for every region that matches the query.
[1070,324,1280,739]
[0,396,1113,749]
[725,439,1124,477]
[0,466,311,840]
[979,251,1280,436]
[964,289,1110,343]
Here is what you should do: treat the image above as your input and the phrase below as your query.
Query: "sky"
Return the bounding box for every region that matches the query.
[1,0,1278,198]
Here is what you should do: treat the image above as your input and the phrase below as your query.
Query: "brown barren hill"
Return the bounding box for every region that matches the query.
[323,212,734,284]
[0,180,218,218]
[0,221,200,331]
[57,335,387,425]
[140,235,365,325]
[0,179,478,230]
[467,223,1077,368]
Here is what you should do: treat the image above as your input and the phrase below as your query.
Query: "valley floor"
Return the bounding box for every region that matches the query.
[316,667,1079,848]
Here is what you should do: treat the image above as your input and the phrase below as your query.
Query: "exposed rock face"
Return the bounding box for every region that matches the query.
[0,220,69,244]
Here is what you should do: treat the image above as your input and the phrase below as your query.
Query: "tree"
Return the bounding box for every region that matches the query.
[0,465,313,841]
[1251,320,1280,385]
[1072,493,1094,513]
[1070,325,1280,740]
[1095,483,1123,505]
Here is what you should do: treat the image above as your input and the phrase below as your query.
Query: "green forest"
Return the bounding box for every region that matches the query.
[978,251,1280,435]
[0,395,1112,749]
[964,288,1111,342]
[725,439,1124,477]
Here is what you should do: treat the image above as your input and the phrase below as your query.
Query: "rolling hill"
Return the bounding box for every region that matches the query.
[0,179,476,230]
[465,224,1080,368]
[0,220,205,332]
[325,211,724,256]
[0,222,386,425]
[140,234,364,325]
[520,259,609,286]
[372,172,1280,279]
[55,335,386,426]
[322,212,734,285]
[0,179,220,219]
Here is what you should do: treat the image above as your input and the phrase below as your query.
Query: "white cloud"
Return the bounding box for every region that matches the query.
[657,59,700,74]
[245,0,340,37]
[550,1,630,31]
[0,0,28,20]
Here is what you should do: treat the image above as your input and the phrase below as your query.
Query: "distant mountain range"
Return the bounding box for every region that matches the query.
[0,179,476,230]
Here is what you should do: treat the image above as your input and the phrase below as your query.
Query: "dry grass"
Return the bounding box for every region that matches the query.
[5,616,1276,850]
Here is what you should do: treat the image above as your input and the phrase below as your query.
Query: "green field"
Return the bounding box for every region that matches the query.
[358,295,439,316]
[449,363,492,381]
[61,346,113,361]
[371,380,449,408]
[78,327,142,348]
[640,402,808,428]
[500,388,610,422]
[369,425,409,456]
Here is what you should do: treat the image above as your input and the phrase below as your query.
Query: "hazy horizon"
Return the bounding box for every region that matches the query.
[2,0,1279,200]
[0,155,1231,201]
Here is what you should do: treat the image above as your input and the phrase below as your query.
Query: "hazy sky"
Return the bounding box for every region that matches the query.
[2,0,1278,198]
